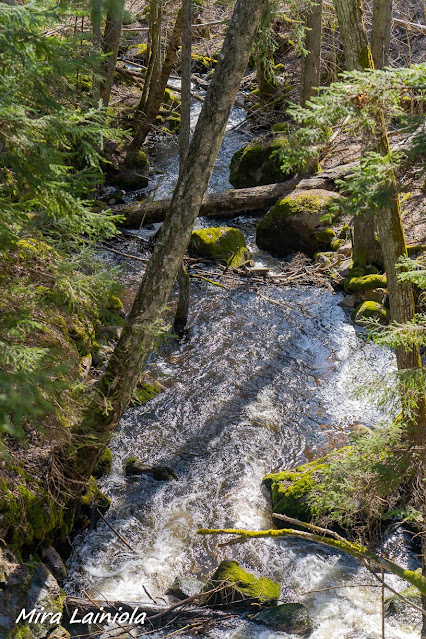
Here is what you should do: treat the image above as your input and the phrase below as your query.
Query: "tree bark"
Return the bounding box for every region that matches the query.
[333,0,373,70]
[301,0,323,106]
[352,211,382,267]
[90,0,102,105]
[128,9,183,154]
[112,164,355,227]
[137,0,162,116]
[100,0,125,107]
[371,0,393,69]
[53,0,269,489]
[174,0,193,334]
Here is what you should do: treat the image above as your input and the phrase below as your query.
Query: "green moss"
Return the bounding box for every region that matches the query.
[316,228,336,245]
[346,273,387,292]
[93,447,113,478]
[263,459,327,522]
[205,560,280,605]
[272,122,287,133]
[129,42,148,59]
[352,301,388,325]
[124,150,150,171]
[163,88,181,107]
[189,227,251,267]
[407,243,426,256]
[167,116,181,133]
[131,379,162,405]
[107,295,123,310]
[80,476,111,512]
[190,53,217,72]
[331,238,345,251]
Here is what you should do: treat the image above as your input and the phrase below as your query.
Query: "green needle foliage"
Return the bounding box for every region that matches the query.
[0,1,122,446]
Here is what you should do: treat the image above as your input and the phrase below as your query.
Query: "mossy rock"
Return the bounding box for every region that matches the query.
[189,227,251,267]
[407,243,426,256]
[263,458,327,522]
[128,42,148,60]
[315,228,336,245]
[163,88,181,107]
[190,53,217,73]
[0,479,74,555]
[93,448,113,479]
[272,122,287,133]
[123,150,150,171]
[252,603,312,636]
[352,301,388,325]
[256,190,341,257]
[203,560,280,608]
[385,585,421,623]
[113,170,149,191]
[345,273,387,292]
[131,379,162,406]
[330,237,346,251]
[166,116,181,133]
[80,476,111,513]
[230,137,310,189]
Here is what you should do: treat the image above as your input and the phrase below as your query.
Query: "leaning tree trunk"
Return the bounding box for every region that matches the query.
[127,8,183,155]
[371,0,393,69]
[52,0,269,492]
[301,0,323,105]
[333,0,380,268]
[101,0,125,107]
[174,0,193,334]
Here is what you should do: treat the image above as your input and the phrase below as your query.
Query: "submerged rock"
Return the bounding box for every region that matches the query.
[125,458,178,481]
[256,190,341,257]
[189,227,251,267]
[203,560,280,608]
[385,585,422,625]
[252,603,312,636]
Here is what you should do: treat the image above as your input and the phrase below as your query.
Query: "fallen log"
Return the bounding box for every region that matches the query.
[112,162,356,228]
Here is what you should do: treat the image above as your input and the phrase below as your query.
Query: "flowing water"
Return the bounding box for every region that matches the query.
[65,96,422,638]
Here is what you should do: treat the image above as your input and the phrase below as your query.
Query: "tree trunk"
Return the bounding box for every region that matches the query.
[301,0,323,105]
[112,163,355,227]
[352,211,382,267]
[101,0,125,107]
[333,0,379,268]
[136,0,162,116]
[371,0,393,69]
[174,0,193,334]
[333,0,373,70]
[91,0,102,105]
[53,0,269,490]
[128,9,183,154]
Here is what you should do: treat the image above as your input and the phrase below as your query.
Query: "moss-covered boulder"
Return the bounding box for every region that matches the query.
[315,228,336,245]
[131,378,162,406]
[203,560,280,608]
[163,88,181,107]
[352,301,388,325]
[189,227,251,267]
[93,448,113,479]
[80,476,111,513]
[252,603,312,636]
[345,273,387,292]
[190,53,217,73]
[256,190,341,257]
[123,150,150,171]
[263,459,326,522]
[230,137,316,188]
[385,585,422,624]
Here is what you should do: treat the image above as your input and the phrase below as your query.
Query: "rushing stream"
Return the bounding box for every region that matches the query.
[65,93,422,638]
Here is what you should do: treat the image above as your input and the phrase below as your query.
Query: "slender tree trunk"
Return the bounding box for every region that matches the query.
[137,0,162,116]
[128,8,183,154]
[301,0,323,106]
[100,0,125,107]
[333,0,379,267]
[53,0,268,490]
[371,0,393,69]
[91,0,102,105]
[174,0,193,334]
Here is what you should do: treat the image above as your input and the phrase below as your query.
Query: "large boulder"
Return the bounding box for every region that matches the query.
[263,458,327,523]
[256,190,341,257]
[230,137,319,189]
[0,550,65,639]
[252,603,312,636]
[352,301,389,325]
[189,227,251,267]
[203,560,280,608]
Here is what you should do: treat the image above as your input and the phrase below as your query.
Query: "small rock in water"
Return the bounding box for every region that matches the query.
[166,575,206,600]
[252,603,312,636]
[125,458,178,481]
[338,294,360,310]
